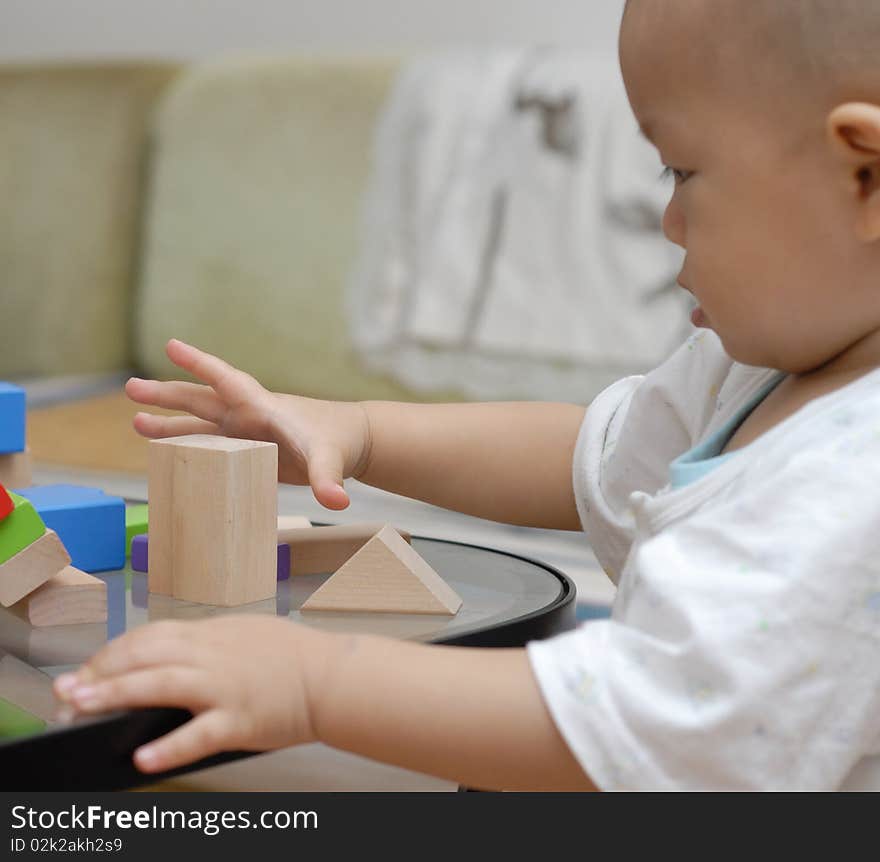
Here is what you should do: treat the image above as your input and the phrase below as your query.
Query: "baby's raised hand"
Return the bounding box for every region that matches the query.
[52,616,330,773]
[126,339,371,510]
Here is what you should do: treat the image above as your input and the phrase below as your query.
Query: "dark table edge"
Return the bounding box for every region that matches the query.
[0,531,578,791]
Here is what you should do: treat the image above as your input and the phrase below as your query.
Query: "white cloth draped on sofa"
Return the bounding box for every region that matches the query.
[346,48,693,403]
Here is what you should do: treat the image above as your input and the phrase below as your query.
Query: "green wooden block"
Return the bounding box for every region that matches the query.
[0,697,46,740]
[125,503,149,557]
[0,492,46,566]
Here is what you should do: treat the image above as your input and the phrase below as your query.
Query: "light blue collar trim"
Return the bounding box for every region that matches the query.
[669,374,786,489]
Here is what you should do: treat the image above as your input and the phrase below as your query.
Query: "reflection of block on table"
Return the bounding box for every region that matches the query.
[147,592,277,621]
[0,450,32,489]
[14,485,125,573]
[0,608,106,666]
[0,383,26,454]
[0,652,59,723]
[9,566,107,627]
[125,503,149,556]
[0,492,46,567]
[279,522,412,576]
[301,525,462,615]
[277,515,311,531]
[148,435,278,606]
[0,528,70,607]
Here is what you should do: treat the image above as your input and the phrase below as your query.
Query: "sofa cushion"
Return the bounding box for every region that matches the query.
[134,58,457,401]
[0,64,180,378]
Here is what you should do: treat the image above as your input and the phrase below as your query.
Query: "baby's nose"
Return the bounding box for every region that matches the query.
[662,198,686,248]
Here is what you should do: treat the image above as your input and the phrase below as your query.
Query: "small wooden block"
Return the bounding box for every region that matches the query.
[131,533,148,573]
[277,542,290,581]
[148,435,278,606]
[0,528,69,607]
[0,483,12,520]
[9,565,107,627]
[279,522,412,577]
[0,492,46,567]
[0,449,32,490]
[277,515,312,531]
[300,525,462,615]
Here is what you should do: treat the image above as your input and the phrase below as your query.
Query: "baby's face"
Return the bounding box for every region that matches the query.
[620,0,880,374]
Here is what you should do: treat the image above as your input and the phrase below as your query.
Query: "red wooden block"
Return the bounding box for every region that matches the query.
[0,483,13,521]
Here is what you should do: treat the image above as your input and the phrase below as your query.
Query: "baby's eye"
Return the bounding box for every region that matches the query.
[660,166,694,185]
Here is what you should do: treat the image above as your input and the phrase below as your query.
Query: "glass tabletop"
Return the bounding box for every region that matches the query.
[0,532,573,754]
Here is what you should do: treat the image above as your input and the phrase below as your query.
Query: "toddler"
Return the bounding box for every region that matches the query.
[55,0,880,790]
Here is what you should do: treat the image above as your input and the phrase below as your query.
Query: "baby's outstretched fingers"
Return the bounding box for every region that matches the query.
[54,621,196,703]
[133,412,219,440]
[165,339,263,408]
[126,378,226,425]
[133,709,244,774]
[64,667,213,716]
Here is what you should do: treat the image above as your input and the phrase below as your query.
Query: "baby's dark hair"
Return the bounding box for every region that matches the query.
[623,0,880,108]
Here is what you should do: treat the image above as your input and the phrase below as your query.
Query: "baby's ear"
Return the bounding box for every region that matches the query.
[827,103,880,242]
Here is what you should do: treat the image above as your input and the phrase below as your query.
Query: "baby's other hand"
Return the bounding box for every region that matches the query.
[125,339,372,510]
[53,616,331,774]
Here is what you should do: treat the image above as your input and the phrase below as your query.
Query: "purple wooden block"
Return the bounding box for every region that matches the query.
[131,533,149,573]
[277,542,290,581]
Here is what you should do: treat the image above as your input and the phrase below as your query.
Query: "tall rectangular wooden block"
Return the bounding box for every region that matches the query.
[148,435,278,606]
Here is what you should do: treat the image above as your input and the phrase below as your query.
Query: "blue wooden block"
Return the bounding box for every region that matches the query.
[0,383,26,454]
[13,484,125,573]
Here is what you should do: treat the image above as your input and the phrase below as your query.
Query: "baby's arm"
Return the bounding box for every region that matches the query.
[129,340,585,530]
[359,401,585,529]
[54,617,595,791]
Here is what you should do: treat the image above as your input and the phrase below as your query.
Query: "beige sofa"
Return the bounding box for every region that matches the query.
[0,59,461,403]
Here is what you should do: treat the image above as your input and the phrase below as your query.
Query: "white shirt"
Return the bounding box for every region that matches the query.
[528,330,880,790]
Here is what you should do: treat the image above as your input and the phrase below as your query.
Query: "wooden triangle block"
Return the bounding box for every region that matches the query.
[301,525,462,615]
[0,529,70,608]
[10,566,107,627]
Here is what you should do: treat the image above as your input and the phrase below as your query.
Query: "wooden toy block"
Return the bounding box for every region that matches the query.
[0,652,59,723]
[277,542,291,581]
[148,435,278,606]
[300,525,462,615]
[0,492,47,567]
[125,503,149,556]
[15,485,125,573]
[0,449,32,489]
[0,529,70,607]
[277,514,312,531]
[278,521,412,576]
[130,533,148,573]
[0,383,26,454]
[9,566,107,627]
[0,483,12,521]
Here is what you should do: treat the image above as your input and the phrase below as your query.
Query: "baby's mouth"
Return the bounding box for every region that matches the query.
[691,306,710,328]
[678,280,710,329]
